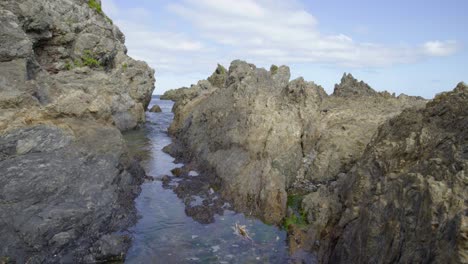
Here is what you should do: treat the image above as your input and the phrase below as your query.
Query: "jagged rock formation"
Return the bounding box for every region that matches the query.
[164,60,427,225]
[333,73,378,97]
[0,0,155,262]
[304,83,467,263]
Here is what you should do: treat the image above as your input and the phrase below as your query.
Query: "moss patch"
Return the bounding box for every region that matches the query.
[81,50,102,68]
[283,212,308,229]
[283,194,308,229]
[270,65,279,75]
[215,64,227,75]
[67,50,103,70]
[0,256,13,264]
[287,194,303,210]
[65,61,73,71]
[88,0,103,14]
[88,0,113,24]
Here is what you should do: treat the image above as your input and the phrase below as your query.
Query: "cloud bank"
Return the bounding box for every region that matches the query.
[102,0,461,92]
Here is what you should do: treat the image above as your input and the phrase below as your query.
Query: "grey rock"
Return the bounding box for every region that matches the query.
[167,60,426,224]
[333,73,377,97]
[303,83,468,263]
[0,121,145,263]
[0,0,155,262]
[149,104,162,112]
[0,0,155,131]
[0,10,33,62]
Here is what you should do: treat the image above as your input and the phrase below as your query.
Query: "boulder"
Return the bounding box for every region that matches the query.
[0,121,145,263]
[149,104,162,112]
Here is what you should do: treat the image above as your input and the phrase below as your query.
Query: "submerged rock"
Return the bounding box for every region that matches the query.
[0,0,155,262]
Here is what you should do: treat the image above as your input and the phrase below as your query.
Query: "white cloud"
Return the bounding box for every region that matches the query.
[423,40,460,57]
[168,0,460,67]
[101,0,462,93]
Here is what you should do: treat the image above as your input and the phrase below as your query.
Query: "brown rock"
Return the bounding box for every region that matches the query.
[149,104,162,112]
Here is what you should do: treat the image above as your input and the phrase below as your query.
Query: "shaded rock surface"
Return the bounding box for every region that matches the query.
[0,0,154,262]
[304,83,468,263]
[166,60,427,225]
[0,120,145,263]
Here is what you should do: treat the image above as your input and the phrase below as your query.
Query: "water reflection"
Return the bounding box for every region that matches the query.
[124,96,289,263]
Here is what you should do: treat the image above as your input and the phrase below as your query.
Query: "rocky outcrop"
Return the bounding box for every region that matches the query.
[149,104,162,112]
[0,120,145,263]
[0,0,155,132]
[166,60,426,225]
[333,73,378,97]
[304,83,467,263]
[166,61,466,262]
[0,0,155,262]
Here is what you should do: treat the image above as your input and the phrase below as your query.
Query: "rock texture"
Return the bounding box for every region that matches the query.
[304,83,467,263]
[0,0,155,132]
[149,104,162,113]
[0,0,155,262]
[166,61,466,262]
[165,60,427,225]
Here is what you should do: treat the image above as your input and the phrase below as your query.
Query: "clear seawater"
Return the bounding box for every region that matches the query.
[123,96,290,263]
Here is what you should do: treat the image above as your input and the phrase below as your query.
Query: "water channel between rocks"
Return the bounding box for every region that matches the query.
[123,96,290,263]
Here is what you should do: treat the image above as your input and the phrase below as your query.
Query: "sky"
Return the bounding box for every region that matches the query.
[101,0,467,98]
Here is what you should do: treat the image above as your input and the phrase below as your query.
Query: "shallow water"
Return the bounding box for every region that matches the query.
[123,96,290,263]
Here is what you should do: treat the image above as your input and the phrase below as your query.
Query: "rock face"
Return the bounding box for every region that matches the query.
[0,0,155,262]
[305,83,468,263]
[166,60,427,225]
[0,0,155,132]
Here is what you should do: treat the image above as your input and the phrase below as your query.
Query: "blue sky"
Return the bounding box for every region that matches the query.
[102,0,467,98]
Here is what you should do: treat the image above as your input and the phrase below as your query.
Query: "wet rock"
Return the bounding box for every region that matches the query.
[91,234,130,262]
[163,165,227,224]
[171,167,184,177]
[0,121,145,263]
[149,104,162,112]
[161,175,171,184]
